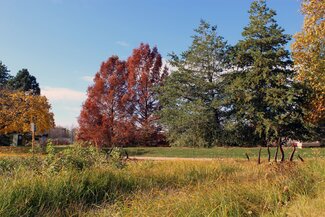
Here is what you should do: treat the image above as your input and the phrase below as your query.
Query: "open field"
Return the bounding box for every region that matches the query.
[125,146,325,159]
[0,157,324,216]
[1,146,324,160]
[0,146,324,216]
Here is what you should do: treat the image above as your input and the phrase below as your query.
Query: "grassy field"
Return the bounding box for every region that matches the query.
[1,146,324,160]
[125,146,325,159]
[0,145,324,216]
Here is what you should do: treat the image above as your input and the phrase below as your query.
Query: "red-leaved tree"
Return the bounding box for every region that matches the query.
[78,44,167,147]
[78,56,129,147]
[127,43,168,145]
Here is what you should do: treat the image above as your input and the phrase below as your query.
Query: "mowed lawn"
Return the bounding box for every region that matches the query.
[125,146,325,159]
[0,145,324,159]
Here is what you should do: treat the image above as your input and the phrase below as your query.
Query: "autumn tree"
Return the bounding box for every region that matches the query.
[0,89,54,135]
[292,0,325,124]
[127,43,168,146]
[159,20,230,147]
[225,0,313,151]
[78,44,167,147]
[78,56,128,147]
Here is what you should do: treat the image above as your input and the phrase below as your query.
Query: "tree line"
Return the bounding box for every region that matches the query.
[78,0,324,148]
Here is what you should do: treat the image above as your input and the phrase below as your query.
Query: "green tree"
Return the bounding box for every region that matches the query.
[9,69,40,95]
[0,61,12,89]
[159,20,230,147]
[225,0,313,147]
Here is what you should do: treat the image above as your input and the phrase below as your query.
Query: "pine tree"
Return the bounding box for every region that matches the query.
[0,61,12,89]
[9,69,40,95]
[226,0,312,147]
[159,20,230,147]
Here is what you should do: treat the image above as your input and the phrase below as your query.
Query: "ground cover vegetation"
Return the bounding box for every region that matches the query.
[77,0,323,149]
[0,144,324,216]
[125,146,325,159]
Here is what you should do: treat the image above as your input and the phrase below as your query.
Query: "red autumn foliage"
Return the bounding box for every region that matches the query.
[127,43,168,146]
[77,44,168,147]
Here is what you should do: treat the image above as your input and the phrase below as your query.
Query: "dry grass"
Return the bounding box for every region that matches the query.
[0,149,324,217]
[85,159,325,217]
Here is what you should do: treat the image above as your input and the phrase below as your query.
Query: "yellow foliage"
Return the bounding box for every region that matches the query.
[292,0,325,122]
[0,90,55,134]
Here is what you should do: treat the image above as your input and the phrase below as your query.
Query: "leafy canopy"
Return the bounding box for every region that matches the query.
[292,0,325,123]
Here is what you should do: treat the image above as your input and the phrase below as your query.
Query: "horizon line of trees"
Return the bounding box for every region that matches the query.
[78,0,324,147]
[78,0,323,148]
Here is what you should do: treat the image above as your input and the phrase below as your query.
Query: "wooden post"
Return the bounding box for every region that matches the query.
[30,120,35,154]
[32,130,35,153]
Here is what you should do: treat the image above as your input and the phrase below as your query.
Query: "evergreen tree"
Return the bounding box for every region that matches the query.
[225,0,313,147]
[0,61,12,89]
[159,20,230,147]
[9,69,40,95]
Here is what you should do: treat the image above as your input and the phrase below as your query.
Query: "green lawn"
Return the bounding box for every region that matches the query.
[0,145,324,160]
[125,146,325,159]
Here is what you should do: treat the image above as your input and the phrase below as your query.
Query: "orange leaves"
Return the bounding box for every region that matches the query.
[292,0,325,123]
[0,90,54,135]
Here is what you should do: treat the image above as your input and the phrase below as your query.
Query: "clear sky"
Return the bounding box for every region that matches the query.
[0,0,304,128]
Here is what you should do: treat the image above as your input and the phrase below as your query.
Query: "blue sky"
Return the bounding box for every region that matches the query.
[0,0,304,127]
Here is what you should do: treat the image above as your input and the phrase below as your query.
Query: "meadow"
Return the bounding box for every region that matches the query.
[125,146,325,159]
[0,145,324,216]
[1,145,324,159]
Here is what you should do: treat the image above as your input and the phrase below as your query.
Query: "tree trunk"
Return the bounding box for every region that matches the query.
[289,146,296,161]
[280,141,285,162]
[298,154,304,162]
[245,153,250,161]
[257,147,262,164]
[274,141,279,162]
[267,143,271,162]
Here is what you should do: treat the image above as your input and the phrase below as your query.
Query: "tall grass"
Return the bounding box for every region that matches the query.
[0,148,324,216]
[89,161,324,217]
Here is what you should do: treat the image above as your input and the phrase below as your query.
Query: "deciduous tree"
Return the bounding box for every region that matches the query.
[78,56,128,147]
[127,43,168,146]
[78,44,167,147]
[0,90,54,135]
[291,0,325,123]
